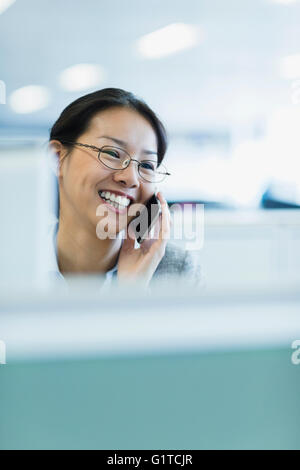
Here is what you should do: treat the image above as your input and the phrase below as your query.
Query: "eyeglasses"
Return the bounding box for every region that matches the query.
[61,141,171,183]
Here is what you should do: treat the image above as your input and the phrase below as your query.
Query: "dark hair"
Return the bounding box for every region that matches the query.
[49,88,168,165]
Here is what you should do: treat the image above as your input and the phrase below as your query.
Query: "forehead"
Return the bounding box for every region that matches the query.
[87,107,158,152]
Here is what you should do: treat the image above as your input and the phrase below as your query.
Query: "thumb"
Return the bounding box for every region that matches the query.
[121,225,136,250]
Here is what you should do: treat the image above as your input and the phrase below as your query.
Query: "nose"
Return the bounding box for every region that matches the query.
[113,160,140,188]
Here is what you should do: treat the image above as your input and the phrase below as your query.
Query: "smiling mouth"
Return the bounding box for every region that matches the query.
[98,190,132,210]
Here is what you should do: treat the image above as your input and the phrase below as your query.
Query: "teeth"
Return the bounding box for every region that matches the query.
[123,198,130,207]
[99,190,131,208]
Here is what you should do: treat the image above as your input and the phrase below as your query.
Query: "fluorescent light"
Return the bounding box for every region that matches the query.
[59,64,105,92]
[9,85,50,114]
[0,0,16,15]
[280,54,300,79]
[268,0,298,4]
[137,23,200,59]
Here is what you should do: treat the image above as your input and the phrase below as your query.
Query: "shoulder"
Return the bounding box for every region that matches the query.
[153,242,202,286]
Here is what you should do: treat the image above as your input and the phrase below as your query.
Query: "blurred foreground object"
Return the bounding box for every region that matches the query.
[0,141,56,289]
[0,282,300,449]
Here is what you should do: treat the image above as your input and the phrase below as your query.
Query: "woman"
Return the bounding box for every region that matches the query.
[49,88,201,289]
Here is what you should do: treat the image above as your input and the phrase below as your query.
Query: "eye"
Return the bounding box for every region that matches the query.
[102,148,120,159]
[140,161,156,171]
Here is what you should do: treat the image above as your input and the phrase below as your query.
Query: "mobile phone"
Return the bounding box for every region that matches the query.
[129,193,161,244]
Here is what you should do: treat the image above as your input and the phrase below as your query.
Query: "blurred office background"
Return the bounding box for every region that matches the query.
[1,0,300,289]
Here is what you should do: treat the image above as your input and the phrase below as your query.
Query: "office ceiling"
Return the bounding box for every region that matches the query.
[1,0,300,136]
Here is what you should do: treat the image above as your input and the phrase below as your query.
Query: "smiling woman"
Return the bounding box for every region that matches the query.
[48,88,201,289]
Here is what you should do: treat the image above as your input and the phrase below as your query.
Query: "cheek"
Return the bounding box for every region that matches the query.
[141,184,155,204]
[68,164,107,197]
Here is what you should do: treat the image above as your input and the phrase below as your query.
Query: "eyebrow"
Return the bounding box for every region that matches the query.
[98,135,158,156]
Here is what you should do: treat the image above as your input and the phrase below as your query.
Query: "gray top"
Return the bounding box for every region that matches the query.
[152,242,202,287]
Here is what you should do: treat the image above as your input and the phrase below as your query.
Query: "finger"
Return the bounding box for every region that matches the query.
[153,213,161,240]
[121,225,136,251]
[144,212,161,242]
[157,192,171,242]
[127,222,137,240]
[141,212,162,250]
[140,237,156,253]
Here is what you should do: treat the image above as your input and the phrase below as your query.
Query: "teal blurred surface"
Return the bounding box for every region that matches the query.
[0,347,299,450]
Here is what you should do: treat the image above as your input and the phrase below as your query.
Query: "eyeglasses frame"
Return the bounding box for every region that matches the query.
[60,141,171,183]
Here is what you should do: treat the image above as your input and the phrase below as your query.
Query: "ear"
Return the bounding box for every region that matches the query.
[48,140,66,178]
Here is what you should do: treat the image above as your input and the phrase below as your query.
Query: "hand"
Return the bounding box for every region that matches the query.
[117,192,171,287]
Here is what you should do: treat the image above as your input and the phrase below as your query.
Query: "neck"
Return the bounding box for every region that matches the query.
[56,213,122,275]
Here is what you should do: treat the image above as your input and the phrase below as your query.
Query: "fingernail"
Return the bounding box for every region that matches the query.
[127,224,136,239]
